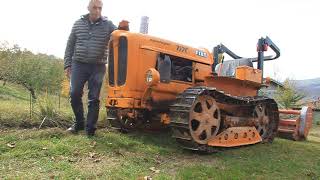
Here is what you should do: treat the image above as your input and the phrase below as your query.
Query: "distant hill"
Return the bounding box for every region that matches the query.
[291,78,320,101]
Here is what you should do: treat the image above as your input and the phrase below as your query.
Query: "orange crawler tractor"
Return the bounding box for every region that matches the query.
[106,30,281,152]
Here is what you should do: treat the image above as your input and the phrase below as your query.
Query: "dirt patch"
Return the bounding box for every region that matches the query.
[72,154,122,175]
[119,150,221,177]
[160,153,221,175]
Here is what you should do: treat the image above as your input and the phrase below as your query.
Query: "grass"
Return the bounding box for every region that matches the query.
[1,81,320,179]
[0,127,320,179]
[0,81,107,129]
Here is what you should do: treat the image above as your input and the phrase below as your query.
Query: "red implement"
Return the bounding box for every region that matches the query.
[278,106,313,140]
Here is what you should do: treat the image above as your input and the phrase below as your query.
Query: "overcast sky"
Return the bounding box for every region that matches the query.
[0,0,319,81]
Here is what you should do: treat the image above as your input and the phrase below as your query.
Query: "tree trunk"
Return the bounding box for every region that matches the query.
[0,77,5,86]
[22,83,37,99]
[29,88,37,100]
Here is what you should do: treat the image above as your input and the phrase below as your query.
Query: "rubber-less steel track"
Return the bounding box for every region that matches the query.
[169,86,279,152]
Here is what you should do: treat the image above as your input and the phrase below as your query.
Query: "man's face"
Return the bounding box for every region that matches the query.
[88,1,103,21]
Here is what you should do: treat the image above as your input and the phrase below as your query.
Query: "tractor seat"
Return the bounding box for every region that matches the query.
[215,58,253,76]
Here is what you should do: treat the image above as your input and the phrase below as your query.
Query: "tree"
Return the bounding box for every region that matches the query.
[0,42,64,99]
[274,79,306,109]
[0,43,22,85]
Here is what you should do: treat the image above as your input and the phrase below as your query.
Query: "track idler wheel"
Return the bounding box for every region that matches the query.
[189,95,221,144]
[253,104,269,138]
[253,103,277,142]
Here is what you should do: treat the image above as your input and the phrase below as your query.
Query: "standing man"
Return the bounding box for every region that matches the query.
[64,0,128,136]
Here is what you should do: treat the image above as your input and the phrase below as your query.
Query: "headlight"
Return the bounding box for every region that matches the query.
[145,68,160,86]
[146,70,153,83]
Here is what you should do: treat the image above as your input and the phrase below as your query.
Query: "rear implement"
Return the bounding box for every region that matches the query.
[278,107,313,140]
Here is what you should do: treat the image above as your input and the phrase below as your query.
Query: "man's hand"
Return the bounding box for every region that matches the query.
[118,20,129,31]
[65,67,71,79]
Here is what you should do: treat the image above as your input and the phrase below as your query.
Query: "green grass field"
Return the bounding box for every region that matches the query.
[0,81,107,129]
[1,127,319,179]
[1,82,320,179]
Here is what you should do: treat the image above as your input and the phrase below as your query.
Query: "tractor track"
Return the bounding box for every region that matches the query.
[169,86,279,152]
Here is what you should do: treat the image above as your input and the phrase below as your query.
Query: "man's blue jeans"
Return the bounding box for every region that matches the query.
[70,61,106,134]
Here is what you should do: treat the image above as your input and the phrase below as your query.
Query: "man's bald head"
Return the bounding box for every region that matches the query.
[88,0,103,22]
[88,0,103,8]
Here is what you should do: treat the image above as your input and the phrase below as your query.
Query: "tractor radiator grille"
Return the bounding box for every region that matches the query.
[117,36,128,86]
[108,40,115,86]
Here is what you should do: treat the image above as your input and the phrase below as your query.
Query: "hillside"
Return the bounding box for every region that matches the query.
[291,78,320,100]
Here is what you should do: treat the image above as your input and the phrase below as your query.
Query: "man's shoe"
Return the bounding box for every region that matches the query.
[67,124,84,134]
[86,131,95,137]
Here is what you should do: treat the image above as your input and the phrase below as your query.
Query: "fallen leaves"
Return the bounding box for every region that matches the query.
[68,158,78,163]
[138,176,153,180]
[90,141,97,148]
[144,176,153,180]
[149,167,160,174]
[89,152,102,163]
[89,152,97,158]
[7,142,15,148]
[73,150,80,156]
[114,150,125,157]
[304,169,316,178]
[93,159,101,163]
[154,155,163,165]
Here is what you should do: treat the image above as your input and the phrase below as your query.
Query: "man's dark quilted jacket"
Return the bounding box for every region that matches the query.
[64,14,116,69]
